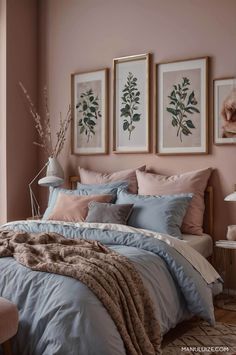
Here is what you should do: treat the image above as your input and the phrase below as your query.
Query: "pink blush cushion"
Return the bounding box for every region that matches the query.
[0,297,18,344]
[78,166,146,194]
[48,193,113,222]
[136,168,212,235]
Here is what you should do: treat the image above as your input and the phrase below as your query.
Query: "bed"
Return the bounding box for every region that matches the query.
[71,177,215,260]
[0,179,221,355]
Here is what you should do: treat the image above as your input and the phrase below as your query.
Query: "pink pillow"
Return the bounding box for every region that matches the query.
[136,168,212,235]
[78,166,146,194]
[48,193,113,222]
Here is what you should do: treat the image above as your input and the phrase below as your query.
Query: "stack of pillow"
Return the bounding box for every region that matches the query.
[43,165,212,240]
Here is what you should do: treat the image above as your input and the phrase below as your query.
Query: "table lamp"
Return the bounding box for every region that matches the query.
[38,157,64,187]
[29,157,64,218]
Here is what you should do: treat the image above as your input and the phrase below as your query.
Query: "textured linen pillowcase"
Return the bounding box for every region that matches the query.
[136,168,212,235]
[115,189,193,239]
[78,165,146,194]
[43,182,128,220]
[77,181,129,195]
[85,202,134,225]
[48,193,113,222]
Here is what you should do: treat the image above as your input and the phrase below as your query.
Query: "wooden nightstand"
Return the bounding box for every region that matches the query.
[215,241,236,311]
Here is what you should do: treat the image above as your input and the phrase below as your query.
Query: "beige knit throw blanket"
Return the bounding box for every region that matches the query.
[0,230,162,355]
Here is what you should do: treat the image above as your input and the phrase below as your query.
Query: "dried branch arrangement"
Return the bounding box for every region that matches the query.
[19,82,72,158]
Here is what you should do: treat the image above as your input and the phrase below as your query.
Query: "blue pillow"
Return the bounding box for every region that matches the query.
[77,181,128,192]
[43,181,128,220]
[115,190,193,239]
[76,181,129,204]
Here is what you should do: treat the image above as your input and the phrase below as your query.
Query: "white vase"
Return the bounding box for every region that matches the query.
[226,225,236,241]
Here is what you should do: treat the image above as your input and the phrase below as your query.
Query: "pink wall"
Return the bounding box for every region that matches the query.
[39,0,236,241]
[0,0,7,224]
[5,0,38,221]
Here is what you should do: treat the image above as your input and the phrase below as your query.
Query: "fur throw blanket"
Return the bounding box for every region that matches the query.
[0,230,161,355]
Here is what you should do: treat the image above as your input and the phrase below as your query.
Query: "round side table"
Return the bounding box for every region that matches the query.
[215,242,236,311]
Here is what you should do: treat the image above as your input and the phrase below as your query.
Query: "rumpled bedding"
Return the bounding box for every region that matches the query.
[0,220,222,355]
[0,229,161,355]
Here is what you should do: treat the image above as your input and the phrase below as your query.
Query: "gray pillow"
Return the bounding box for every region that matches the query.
[85,202,134,225]
[115,189,193,239]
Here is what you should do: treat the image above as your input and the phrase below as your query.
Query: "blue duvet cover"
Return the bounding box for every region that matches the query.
[0,221,221,355]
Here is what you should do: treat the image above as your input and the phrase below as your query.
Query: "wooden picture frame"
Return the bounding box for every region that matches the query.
[71,68,109,155]
[156,57,208,155]
[113,53,150,153]
[214,77,236,145]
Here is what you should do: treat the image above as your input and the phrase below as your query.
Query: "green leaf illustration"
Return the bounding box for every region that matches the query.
[123,121,129,131]
[187,91,194,105]
[172,117,178,127]
[186,120,195,128]
[120,72,141,140]
[133,113,141,121]
[76,88,101,143]
[185,106,200,113]
[182,126,192,135]
[166,77,199,143]
[167,107,178,116]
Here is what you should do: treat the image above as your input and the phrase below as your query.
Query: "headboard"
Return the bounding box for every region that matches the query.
[203,186,213,236]
[70,176,80,190]
[69,175,214,236]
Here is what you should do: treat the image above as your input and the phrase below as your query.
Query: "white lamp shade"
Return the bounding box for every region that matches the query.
[224,191,236,201]
[38,176,64,187]
[38,157,64,187]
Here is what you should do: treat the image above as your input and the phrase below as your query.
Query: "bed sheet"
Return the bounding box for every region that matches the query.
[182,233,213,258]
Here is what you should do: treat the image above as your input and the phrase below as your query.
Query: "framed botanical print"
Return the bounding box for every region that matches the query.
[71,68,108,155]
[113,53,150,153]
[214,78,236,145]
[156,57,208,155]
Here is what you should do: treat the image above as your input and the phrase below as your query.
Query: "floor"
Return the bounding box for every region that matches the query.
[215,307,236,324]
[163,307,236,346]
